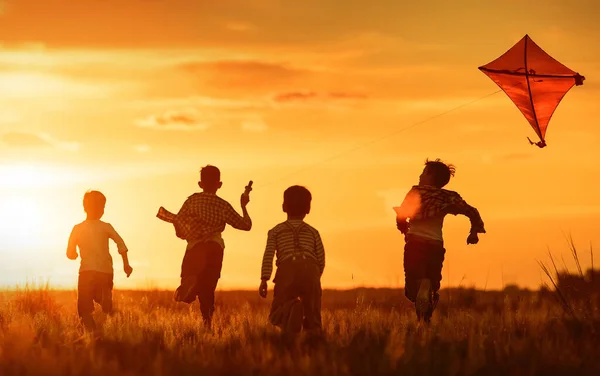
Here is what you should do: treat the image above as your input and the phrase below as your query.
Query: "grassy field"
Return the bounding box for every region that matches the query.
[1,279,599,376]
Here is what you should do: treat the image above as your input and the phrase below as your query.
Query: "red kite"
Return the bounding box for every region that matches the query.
[479,34,585,148]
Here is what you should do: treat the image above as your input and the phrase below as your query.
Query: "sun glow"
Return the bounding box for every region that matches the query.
[0,164,78,188]
[0,194,44,250]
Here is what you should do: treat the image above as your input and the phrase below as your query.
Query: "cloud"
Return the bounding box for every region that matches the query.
[0,132,80,151]
[273,91,318,102]
[178,60,311,89]
[135,109,210,131]
[272,91,369,104]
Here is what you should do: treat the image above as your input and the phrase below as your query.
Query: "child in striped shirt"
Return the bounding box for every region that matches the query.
[259,185,325,338]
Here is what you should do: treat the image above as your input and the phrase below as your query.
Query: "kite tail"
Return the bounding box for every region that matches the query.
[527,137,547,148]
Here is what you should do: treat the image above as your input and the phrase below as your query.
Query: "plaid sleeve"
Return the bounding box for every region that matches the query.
[171,198,196,240]
[446,194,486,234]
[224,202,252,231]
[156,207,177,223]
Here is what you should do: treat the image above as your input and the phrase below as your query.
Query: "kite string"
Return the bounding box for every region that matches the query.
[253,88,504,190]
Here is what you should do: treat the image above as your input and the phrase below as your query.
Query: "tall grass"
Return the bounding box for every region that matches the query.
[1,283,599,376]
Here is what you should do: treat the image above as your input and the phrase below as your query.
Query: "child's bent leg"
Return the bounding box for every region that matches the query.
[424,246,446,321]
[404,240,425,304]
[300,264,323,334]
[77,272,96,331]
[94,273,114,315]
[268,264,300,334]
[416,278,432,322]
[196,243,224,329]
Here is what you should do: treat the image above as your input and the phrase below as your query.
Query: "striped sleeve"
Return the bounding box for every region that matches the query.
[314,230,325,275]
[261,229,277,281]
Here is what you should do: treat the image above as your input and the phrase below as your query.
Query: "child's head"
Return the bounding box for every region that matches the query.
[83,190,106,220]
[283,185,312,219]
[198,165,222,192]
[419,158,455,188]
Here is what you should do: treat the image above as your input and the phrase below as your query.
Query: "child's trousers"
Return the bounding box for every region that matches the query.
[403,235,446,302]
[78,271,114,330]
[269,260,322,333]
[178,241,224,327]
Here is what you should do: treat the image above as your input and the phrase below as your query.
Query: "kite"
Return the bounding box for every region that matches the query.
[479,34,585,148]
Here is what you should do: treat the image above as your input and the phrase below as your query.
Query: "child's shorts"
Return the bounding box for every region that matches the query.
[403,235,446,302]
[77,271,114,318]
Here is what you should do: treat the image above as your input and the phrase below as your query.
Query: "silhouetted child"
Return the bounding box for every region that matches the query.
[259,185,325,339]
[157,165,252,328]
[67,190,132,332]
[394,159,485,323]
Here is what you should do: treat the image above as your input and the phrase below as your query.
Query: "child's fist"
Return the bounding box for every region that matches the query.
[240,193,250,207]
[124,264,133,278]
[396,219,409,234]
[467,232,479,245]
[259,280,268,298]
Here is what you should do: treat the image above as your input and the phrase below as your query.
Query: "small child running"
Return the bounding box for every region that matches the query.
[66,190,132,332]
[394,159,485,323]
[259,185,325,339]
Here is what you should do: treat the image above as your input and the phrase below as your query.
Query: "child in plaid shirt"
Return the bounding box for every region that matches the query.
[157,165,252,328]
[67,190,133,332]
[259,185,325,339]
[394,159,485,323]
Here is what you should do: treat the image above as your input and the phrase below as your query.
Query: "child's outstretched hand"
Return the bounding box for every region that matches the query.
[259,280,268,298]
[241,180,253,208]
[467,232,479,245]
[124,264,133,278]
[396,219,409,234]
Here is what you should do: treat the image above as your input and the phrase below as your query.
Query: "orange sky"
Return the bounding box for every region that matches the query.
[1,0,599,291]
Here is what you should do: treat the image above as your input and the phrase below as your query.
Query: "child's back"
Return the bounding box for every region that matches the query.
[67,190,132,332]
[260,186,325,339]
[261,219,325,279]
[69,219,127,274]
[394,160,485,323]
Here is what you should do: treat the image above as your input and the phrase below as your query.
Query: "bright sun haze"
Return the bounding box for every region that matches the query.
[1,0,599,291]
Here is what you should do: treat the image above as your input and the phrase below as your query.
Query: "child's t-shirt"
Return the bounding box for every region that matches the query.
[67,219,128,274]
[394,185,485,242]
[261,220,325,281]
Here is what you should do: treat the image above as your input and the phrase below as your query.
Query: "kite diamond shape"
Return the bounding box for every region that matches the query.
[479,34,585,147]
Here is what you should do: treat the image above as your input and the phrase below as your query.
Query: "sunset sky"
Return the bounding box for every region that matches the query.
[1,0,599,291]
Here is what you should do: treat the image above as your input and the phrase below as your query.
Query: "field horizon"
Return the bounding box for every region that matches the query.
[2,269,599,375]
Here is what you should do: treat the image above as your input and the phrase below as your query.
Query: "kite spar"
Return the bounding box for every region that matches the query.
[479,34,585,148]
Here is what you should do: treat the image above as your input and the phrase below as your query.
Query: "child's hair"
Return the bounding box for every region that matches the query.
[83,190,106,219]
[200,165,221,185]
[424,158,456,188]
[283,185,312,217]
